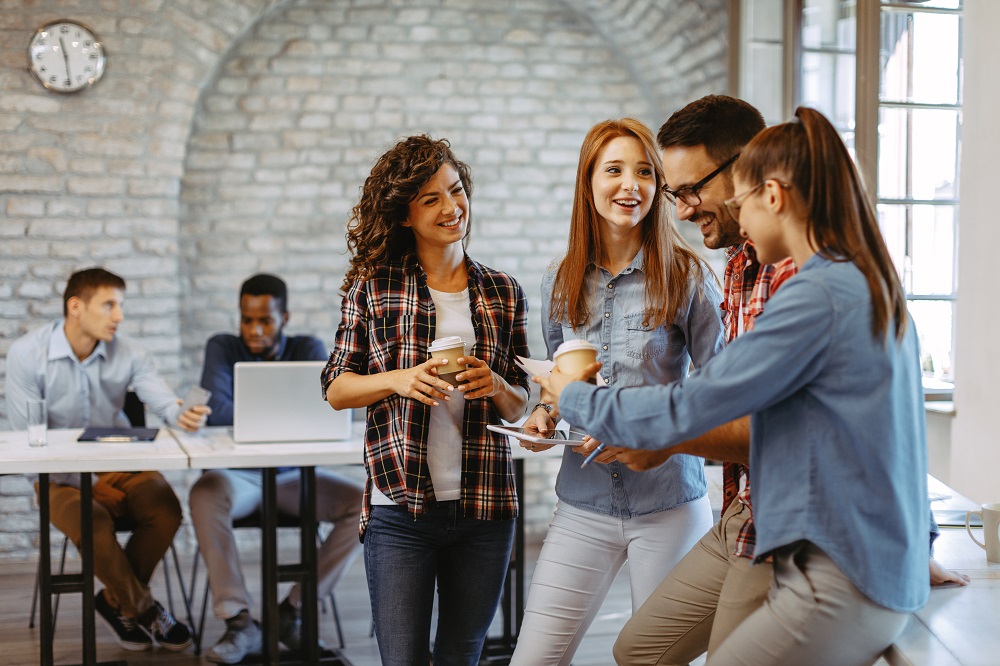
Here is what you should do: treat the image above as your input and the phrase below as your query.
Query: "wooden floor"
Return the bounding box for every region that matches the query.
[0,542,693,666]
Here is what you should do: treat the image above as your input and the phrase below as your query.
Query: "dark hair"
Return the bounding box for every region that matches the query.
[552,118,705,329]
[240,273,288,313]
[342,135,473,292]
[657,95,766,164]
[734,107,908,342]
[63,267,126,316]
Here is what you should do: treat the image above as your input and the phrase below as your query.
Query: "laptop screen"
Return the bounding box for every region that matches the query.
[232,361,352,443]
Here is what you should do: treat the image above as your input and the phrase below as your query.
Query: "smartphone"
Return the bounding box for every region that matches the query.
[179,385,212,413]
[486,424,589,445]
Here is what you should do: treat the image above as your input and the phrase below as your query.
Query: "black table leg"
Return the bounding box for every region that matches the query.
[37,473,126,666]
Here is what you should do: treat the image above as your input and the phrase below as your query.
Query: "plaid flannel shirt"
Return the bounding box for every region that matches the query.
[322,252,530,539]
[720,241,797,558]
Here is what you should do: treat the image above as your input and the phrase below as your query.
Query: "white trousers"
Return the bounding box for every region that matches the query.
[189,468,364,620]
[710,541,911,666]
[510,496,712,666]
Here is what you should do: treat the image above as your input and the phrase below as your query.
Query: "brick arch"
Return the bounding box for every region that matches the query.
[176,0,730,382]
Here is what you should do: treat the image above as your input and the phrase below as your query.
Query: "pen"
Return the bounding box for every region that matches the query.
[580,442,607,468]
[96,436,139,442]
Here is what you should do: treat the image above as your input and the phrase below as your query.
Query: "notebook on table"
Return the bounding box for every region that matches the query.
[232,361,352,443]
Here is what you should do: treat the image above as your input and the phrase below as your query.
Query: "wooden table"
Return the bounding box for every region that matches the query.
[0,428,188,666]
[885,478,1000,665]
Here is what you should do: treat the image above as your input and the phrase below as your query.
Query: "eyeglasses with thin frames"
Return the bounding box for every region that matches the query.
[723,179,792,220]
[661,153,740,207]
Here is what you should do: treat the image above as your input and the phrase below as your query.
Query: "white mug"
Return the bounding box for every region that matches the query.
[965,502,1000,563]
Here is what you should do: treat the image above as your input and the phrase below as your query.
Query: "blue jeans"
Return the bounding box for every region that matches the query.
[364,501,515,666]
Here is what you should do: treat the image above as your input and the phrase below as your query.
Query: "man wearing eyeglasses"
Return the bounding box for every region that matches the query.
[612,95,968,664]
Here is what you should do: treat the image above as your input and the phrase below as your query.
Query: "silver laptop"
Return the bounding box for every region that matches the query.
[232,361,352,443]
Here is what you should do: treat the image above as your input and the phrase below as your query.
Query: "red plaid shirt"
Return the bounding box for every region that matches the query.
[720,241,797,558]
[322,252,530,539]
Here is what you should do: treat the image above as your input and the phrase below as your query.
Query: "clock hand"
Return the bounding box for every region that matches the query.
[59,36,71,81]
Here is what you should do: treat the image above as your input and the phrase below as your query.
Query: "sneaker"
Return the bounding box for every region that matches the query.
[139,600,192,651]
[206,618,263,664]
[94,588,153,652]
[278,598,301,650]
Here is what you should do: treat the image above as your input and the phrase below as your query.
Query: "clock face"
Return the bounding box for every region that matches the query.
[28,20,106,94]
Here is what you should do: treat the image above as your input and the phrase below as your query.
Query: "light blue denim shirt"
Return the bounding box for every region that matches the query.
[560,254,929,612]
[542,248,725,518]
[5,320,182,488]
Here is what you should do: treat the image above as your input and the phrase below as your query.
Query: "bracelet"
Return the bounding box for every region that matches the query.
[533,402,554,414]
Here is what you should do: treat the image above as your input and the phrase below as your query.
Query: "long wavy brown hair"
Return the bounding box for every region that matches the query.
[734,107,908,341]
[341,135,473,293]
[551,118,705,329]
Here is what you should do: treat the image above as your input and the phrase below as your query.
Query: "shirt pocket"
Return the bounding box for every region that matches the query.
[625,312,668,360]
[369,315,415,372]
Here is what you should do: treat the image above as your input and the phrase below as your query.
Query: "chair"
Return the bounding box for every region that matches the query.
[190,509,345,655]
[29,390,196,639]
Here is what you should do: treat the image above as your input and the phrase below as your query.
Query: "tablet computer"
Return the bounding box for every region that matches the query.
[78,427,159,442]
[487,424,589,445]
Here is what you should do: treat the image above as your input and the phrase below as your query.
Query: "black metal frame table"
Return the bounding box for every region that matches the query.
[2,428,188,666]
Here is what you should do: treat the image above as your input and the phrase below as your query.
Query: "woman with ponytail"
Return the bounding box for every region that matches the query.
[539,107,928,665]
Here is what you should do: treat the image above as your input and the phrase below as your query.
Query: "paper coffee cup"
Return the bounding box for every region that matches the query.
[429,336,466,386]
[553,340,599,379]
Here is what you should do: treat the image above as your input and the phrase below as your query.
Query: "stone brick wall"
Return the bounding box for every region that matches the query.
[1,0,729,559]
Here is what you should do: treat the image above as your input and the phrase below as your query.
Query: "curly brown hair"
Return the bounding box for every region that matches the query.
[341,135,473,293]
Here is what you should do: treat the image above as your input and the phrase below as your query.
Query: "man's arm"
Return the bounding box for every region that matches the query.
[4,339,43,431]
[126,341,181,426]
[615,416,751,471]
[200,335,236,426]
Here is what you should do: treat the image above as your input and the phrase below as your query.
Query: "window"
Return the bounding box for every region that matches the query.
[734,0,963,383]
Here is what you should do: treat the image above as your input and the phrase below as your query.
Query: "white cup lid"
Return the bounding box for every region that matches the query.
[429,336,465,352]
[554,339,598,358]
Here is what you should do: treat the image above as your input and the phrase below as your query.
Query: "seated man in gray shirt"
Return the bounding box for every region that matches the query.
[189,273,364,664]
[5,267,209,653]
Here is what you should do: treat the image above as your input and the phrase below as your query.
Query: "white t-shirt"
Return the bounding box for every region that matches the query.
[371,287,474,505]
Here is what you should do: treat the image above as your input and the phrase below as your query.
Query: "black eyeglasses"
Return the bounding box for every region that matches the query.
[661,153,740,207]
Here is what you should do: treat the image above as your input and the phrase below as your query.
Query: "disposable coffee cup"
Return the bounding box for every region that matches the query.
[553,340,599,382]
[429,336,467,386]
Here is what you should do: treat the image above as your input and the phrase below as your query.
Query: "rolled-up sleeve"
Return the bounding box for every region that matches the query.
[322,279,370,394]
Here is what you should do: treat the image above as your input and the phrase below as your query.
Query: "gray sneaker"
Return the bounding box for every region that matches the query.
[206,620,263,664]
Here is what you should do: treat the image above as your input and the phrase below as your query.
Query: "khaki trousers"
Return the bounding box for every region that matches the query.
[614,499,773,665]
[43,471,182,618]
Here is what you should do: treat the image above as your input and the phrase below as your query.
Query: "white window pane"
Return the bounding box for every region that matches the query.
[801,52,856,134]
[742,44,784,125]
[882,0,961,10]
[803,0,856,49]
[877,204,909,287]
[880,11,961,105]
[908,300,954,380]
[910,204,957,295]
[748,0,784,42]
[877,108,959,200]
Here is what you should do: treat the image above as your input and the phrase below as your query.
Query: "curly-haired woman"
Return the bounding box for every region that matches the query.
[322,135,530,665]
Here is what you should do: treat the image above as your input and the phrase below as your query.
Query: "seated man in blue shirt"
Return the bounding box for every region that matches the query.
[189,273,364,664]
[5,267,206,653]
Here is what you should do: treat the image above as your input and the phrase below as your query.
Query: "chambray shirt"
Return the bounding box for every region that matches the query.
[543,249,725,517]
[5,320,182,487]
[560,254,929,612]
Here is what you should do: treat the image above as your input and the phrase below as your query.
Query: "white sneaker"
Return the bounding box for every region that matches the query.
[206,620,263,664]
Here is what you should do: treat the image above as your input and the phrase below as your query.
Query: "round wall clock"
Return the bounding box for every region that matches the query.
[27,19,106,93]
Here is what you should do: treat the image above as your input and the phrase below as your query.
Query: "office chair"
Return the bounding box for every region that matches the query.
[190,509,345,655]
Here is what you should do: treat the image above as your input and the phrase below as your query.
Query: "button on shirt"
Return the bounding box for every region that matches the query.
[5,320,182,487]
[541,249,725,518]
